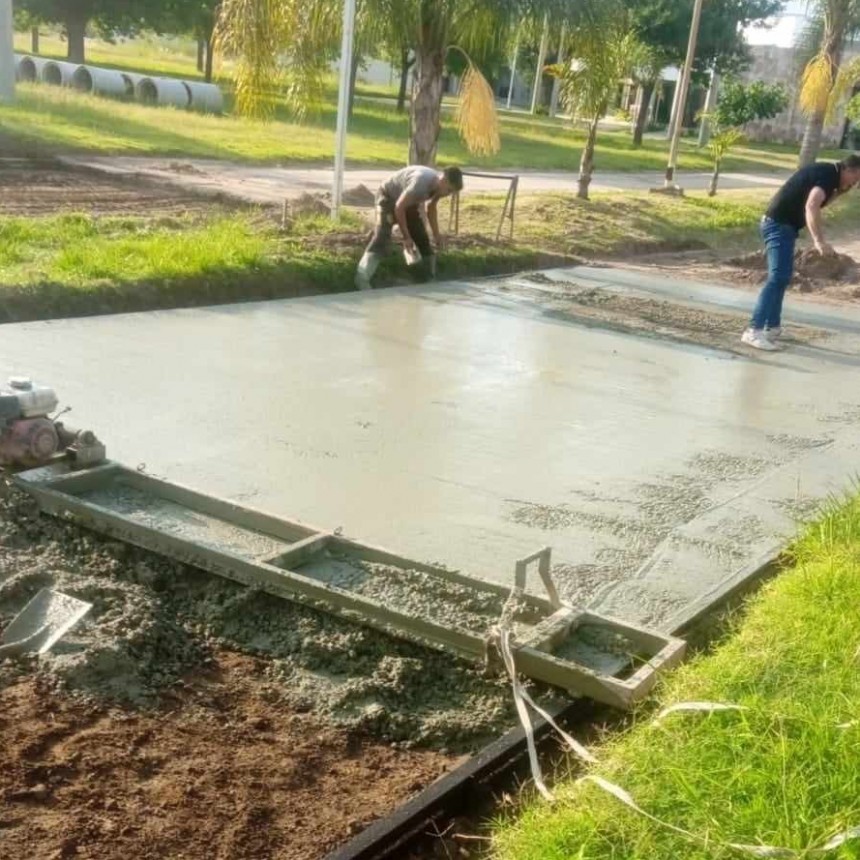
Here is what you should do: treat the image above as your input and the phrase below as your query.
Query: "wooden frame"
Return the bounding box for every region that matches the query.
[15,461,685,709]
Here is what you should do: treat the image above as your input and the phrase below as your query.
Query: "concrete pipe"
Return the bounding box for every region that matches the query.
[135,76,191,109]
[120,71,144,96]
[42,60,80,86]
[17,54,47,82]
[72,65,133,98]
[184,80,224,113]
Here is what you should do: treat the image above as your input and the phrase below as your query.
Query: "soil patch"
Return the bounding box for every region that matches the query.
[0,158,234,219]
[496,275,827,354]
[0,650,457,860]
[726,248,859,293]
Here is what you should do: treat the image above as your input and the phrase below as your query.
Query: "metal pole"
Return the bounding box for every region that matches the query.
[549,23,567,118]
[664,0,704,189]
[698,68,719,147]
[0,0,15,104]
[506,33,520,110]
[530,14,549,115]
[331,0,357,220]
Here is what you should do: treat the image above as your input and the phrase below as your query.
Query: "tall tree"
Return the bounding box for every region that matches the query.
[215,0,567,165]
[797,0,860,166]
[16,0,173,64]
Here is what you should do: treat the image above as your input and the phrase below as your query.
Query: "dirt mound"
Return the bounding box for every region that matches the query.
[342,183,376,207]
[727,248,859,292]
[289,192,330,218]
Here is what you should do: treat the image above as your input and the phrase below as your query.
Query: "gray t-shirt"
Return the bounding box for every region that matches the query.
[381,166,439,204]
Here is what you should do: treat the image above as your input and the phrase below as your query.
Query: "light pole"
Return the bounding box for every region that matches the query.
[0,0,15,103]
[662,0,704,191]
[530,14,548,115]
[331,0,357,220]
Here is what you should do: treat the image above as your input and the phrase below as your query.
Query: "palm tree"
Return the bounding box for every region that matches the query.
[552,3,642,199]
[797,0,860,166]
[216,0,567,165]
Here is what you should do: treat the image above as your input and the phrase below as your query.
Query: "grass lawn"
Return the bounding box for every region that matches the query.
[492,495,860,859]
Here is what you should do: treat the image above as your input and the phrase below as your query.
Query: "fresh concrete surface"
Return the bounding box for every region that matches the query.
[3,271,860,633]
[60,156,787,207]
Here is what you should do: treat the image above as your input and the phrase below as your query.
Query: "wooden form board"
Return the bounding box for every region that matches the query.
[15,461,685,709]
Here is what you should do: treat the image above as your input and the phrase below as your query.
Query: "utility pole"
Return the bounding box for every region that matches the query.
[507,31,520,110]
[331,0,357,220]
[0,0,15,104]
[698,68,719,147]
[662,0,704,191]
[530,14,549,115]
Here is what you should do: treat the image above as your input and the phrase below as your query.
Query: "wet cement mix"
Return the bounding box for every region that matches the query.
[0,479,562,859]
[495,274,828,353]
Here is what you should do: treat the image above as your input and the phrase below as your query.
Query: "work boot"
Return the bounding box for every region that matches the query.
[355,252,381,291]
[741,328,778,351]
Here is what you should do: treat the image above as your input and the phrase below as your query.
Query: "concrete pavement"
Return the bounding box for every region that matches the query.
[3,266,860,633]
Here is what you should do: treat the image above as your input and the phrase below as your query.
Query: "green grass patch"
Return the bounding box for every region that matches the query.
[1,78,845,173]
[492,496,860,859]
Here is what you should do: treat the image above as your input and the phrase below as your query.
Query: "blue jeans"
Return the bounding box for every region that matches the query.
[750,217,797,330]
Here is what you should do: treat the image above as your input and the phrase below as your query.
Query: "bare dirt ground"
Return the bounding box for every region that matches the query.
[610,239,860,308]
[0,158,234,219]
[0,651,456,860]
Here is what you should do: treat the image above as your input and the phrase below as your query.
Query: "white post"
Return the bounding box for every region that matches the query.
[665,66,683,140]
[331,0,357,220]
[0,0,15,104]
[530,14,549,115]
[506,33,520,110]
[549,23,567,118]
[664,0,704,189]
[698,68,719,147]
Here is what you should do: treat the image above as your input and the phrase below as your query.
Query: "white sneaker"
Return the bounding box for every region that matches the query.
[741,328,778,351]
[765,326,782,339]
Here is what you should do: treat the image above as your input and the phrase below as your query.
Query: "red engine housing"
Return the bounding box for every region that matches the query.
[0,418,59,467]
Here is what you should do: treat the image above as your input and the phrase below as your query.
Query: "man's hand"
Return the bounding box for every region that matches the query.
[434,234,447,252]
[815,240,836,257]
[403,237,416,253]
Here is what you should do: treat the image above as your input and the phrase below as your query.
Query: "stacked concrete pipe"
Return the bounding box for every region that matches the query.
[72,65,134,98]
[42,60,80,86]
[16,54,48,82]
[184,81,224,113]
[135,76,191,109]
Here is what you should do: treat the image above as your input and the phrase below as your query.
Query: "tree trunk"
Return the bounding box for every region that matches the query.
[65,14,87,64]
[409,42,445,166]
[708,162,720,196]
[31,26,39,54]
[632,80,655,147]
[397,48,413,113]
[348,52,361,118]
[578,118,599,200]
[205,38,214,83]
[197,39,205,73]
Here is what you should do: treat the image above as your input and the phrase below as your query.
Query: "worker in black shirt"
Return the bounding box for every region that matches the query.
[742,154,860,351]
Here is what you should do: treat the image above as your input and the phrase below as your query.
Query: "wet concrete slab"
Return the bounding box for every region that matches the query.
[2,272,860,632]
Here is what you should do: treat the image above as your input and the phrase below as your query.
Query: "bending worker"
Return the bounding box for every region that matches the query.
[355,165,464,290]
[742,154,860,351]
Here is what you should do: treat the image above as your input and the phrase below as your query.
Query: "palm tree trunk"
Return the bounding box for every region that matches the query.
[632,80,655,147]
[578,118,599,200]
[397,48,413,113]
[348,52,361,118]
[708,161,720,196]
[409,42,445,165]
[197,39,205,73]
[31,26,39,54]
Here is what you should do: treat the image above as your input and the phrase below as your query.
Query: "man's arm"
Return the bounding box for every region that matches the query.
[805,186,835,255]
[395,191,417,250]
